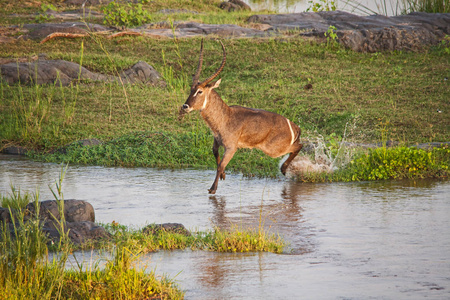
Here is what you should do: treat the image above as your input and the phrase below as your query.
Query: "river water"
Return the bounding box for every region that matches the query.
[245,0,404,15]
[1,154,449,299]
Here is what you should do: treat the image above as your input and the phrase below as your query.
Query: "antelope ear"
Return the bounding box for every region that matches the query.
[211,78,221,89]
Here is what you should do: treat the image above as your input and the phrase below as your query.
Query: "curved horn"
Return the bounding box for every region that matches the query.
[199,40,226,87]
[192,39,204,88]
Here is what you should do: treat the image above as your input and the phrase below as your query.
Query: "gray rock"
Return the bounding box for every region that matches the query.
[135,21,265,38]
[0,59,166,86]
[54,138,102,154]
[0,207,11,223]
[43,220,111,245]
[413,142,450,150]
[26,199,95,223]
[42,9,103,20]
[64,0,111,5]
[1,145,28,155]
[1,200,111,246]
[248,11,450,52]
[220,0,251,11]
[157,9,199,14]
[120,61,166,86]
[21,22,110,40]
[143,223,191,236]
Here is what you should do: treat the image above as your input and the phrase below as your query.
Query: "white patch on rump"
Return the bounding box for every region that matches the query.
[286,119,295,145]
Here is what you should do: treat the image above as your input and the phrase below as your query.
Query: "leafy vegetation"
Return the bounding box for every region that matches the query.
[295,145,450,182]
[0,174,285,298]
[103,1,152,28]
[104,222,285,253]
[0,1,449,182]
[307,0,338,12]
[341,145,450,181]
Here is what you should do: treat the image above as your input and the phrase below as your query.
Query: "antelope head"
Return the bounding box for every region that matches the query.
[179,39,226,118]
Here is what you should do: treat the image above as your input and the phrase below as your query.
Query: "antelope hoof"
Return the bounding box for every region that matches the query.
[208,188,216,194]
[281,165,287,176]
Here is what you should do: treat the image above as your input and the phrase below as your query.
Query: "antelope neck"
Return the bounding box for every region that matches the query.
[200,93,229,134]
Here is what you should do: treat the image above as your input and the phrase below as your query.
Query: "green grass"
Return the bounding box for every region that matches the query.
[0,2,449,181]
[295,145,450,182]
[2,37,449,145]
[1,175,285,298]
[0,0,257,26]
[102,222,286,253]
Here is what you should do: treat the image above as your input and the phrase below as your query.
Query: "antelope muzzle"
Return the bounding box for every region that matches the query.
[178,103,190,120]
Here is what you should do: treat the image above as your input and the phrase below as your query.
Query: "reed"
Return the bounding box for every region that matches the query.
[342,0,449,15]
[0,169,185,299]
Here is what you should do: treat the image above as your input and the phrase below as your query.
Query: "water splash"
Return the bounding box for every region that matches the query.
[286,120,358,178]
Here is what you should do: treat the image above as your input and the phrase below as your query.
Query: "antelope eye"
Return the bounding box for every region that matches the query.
[197,90,203,94]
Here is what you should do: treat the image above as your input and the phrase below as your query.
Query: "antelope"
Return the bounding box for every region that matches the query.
[180,40,302,194]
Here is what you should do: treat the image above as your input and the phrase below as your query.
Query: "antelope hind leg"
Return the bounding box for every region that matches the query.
[281,143,303,176]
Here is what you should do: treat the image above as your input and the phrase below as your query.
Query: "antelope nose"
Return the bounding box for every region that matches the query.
[182,104,189,110]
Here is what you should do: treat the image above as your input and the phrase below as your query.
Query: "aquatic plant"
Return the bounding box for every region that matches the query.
[0,169,184,299]
[342,0,449,16]
[294,144,450,182]
[339,145,450,181]
[103,221,286,253]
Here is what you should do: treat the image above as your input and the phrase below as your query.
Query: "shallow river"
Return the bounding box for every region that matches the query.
[244,0,402,15]
[1,154,449,299]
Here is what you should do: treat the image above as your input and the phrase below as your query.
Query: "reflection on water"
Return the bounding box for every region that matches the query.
[1,154,449,299]
[245,0,403,15]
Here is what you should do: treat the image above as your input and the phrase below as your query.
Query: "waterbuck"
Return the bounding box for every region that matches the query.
[180,40,302,194]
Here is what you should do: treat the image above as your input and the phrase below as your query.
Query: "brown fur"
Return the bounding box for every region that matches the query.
[180,40,302,194]
[182,83,302,194]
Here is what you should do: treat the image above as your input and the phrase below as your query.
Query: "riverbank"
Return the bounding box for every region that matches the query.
[1,1,449,180]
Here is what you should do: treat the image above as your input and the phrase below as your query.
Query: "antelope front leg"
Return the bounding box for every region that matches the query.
[212,138,225,180]
[208,147,236,194]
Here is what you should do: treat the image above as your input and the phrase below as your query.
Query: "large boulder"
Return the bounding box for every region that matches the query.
[247,11,450,52]
[1,200,111,246]
[0,59,166,87]
[43,220,110,245]
[26,199,96,223]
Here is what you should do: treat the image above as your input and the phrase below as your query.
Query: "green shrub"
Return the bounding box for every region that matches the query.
[306,0,337,12]
[103,1,152,28]
[340,146,450,181]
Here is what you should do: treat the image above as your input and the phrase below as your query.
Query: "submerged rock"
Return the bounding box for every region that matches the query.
[143,223,191,236]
